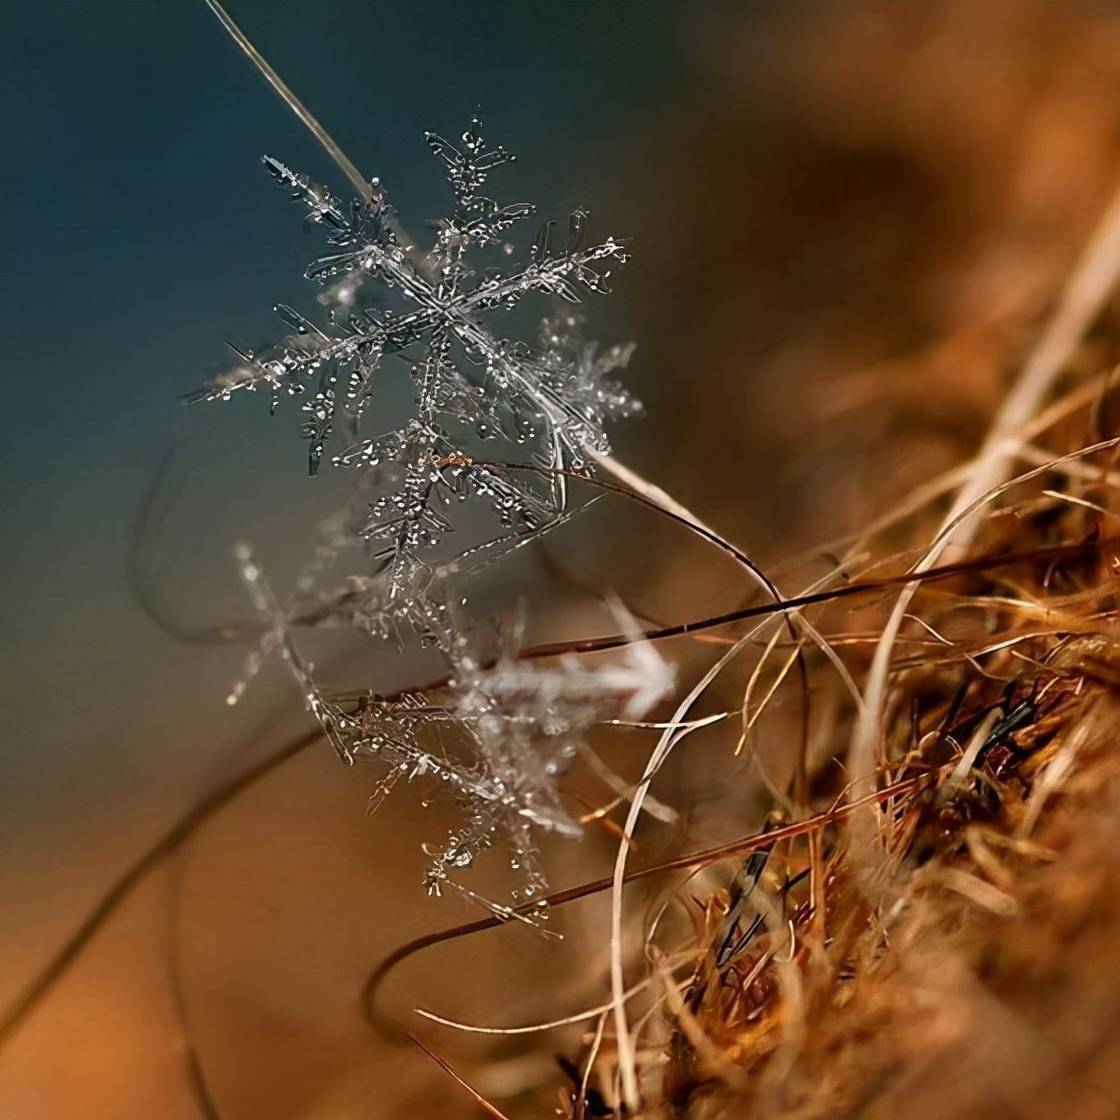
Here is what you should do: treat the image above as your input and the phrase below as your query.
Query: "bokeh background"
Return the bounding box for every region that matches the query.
[7,1,1120,1116]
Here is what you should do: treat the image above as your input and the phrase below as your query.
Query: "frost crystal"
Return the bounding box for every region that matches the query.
[196,116,661,914]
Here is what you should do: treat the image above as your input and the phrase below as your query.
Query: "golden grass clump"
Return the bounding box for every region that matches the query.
[373,374,1120,1120]
[552,375,1120,1118]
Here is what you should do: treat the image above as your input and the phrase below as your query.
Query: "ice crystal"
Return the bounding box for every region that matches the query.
[190,114,632,586]
[228,546,672,910]
[197,115,659,913]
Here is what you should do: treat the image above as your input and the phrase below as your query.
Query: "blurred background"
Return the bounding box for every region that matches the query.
[6,0,1120,1116]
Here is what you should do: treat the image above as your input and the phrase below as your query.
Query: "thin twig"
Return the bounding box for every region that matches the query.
[202,0,372,201]
[408,1033,513,1120]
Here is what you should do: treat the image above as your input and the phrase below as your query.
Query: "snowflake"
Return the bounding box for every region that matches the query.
[190,113,634,601]
[229,545,672,914]
[198,115,659,914]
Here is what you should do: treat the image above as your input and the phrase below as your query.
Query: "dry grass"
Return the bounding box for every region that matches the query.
[362,375,1120,1119]
[542,380,1120,1116]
